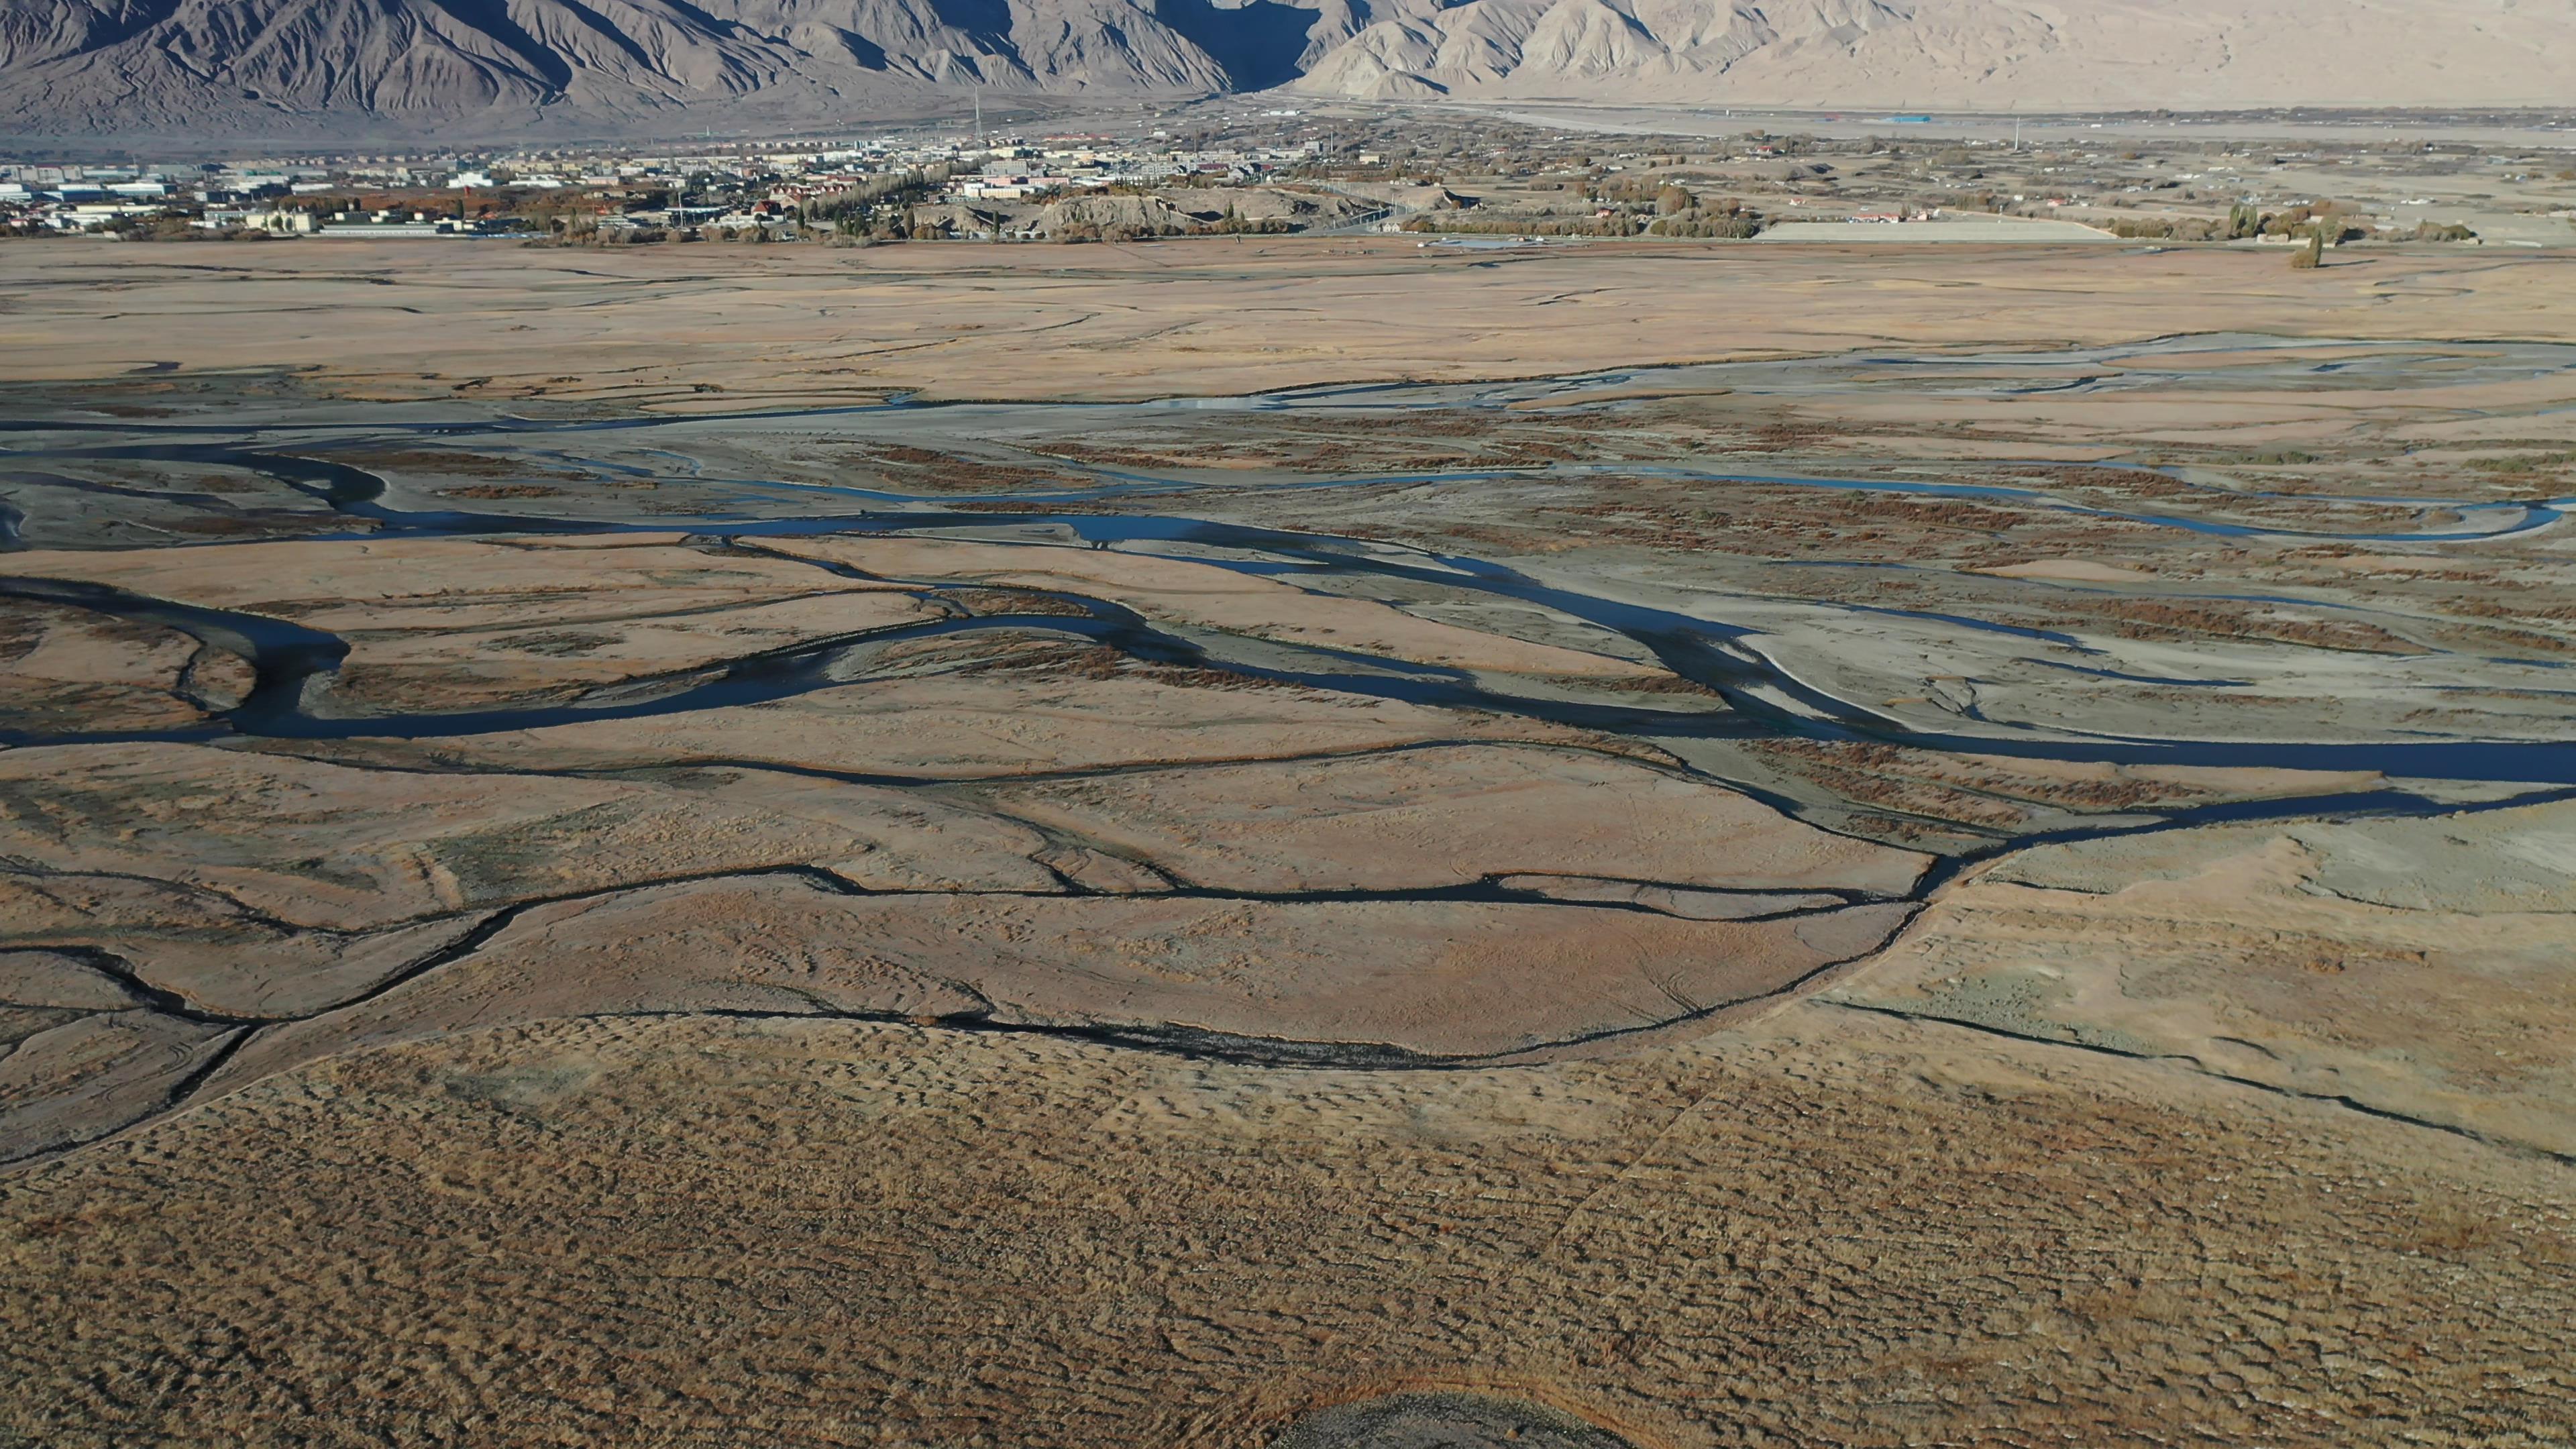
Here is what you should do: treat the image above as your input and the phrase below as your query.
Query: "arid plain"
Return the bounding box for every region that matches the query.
[4,239,2576,1447]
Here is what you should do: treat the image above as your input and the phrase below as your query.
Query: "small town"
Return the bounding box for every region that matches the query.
[3,110,2558,248]
[0,122,1380,242]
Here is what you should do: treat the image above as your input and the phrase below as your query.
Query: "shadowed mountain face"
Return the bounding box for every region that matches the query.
[1,0,2569,142]
[0,0,1309,138]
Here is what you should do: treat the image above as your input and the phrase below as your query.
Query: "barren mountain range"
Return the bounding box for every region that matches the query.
[3,0,2571,147]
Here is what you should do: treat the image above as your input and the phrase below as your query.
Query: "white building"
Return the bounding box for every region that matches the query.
[195,209,317,233]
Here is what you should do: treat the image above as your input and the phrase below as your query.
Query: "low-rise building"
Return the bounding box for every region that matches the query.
[195,209,317,233]
[317,209,453,237]
[49,202,169,229]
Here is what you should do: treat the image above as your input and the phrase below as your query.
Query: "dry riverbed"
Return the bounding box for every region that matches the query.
[3,242,2573,1446]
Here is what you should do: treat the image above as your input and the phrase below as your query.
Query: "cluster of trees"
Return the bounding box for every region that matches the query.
[1055,221,1176,242]
[806,164,956,239]
[1402,214,1638,237]
[1053,214,1295,243]
[1582,174,1673,209]
[2226,200,2367,244]
[1646,214,1764,239]
[1397,176,1765,239]
[1642,184,1763,238]
[1588,172,1801,208]
[2121,202,2467,250]
[2108,216,2222,240]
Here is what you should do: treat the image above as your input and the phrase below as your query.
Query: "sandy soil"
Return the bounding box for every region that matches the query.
[3,1006,2567,1447]
[0,242,2569,405]
[1835,804,2576,1158]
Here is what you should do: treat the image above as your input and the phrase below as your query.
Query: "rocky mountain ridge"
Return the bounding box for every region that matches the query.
[2,0,2568,141]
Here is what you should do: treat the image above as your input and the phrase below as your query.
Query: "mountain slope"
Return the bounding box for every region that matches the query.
[1289,0,2576,109]
[1,0,2569,142]
[0,0,1341,138]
